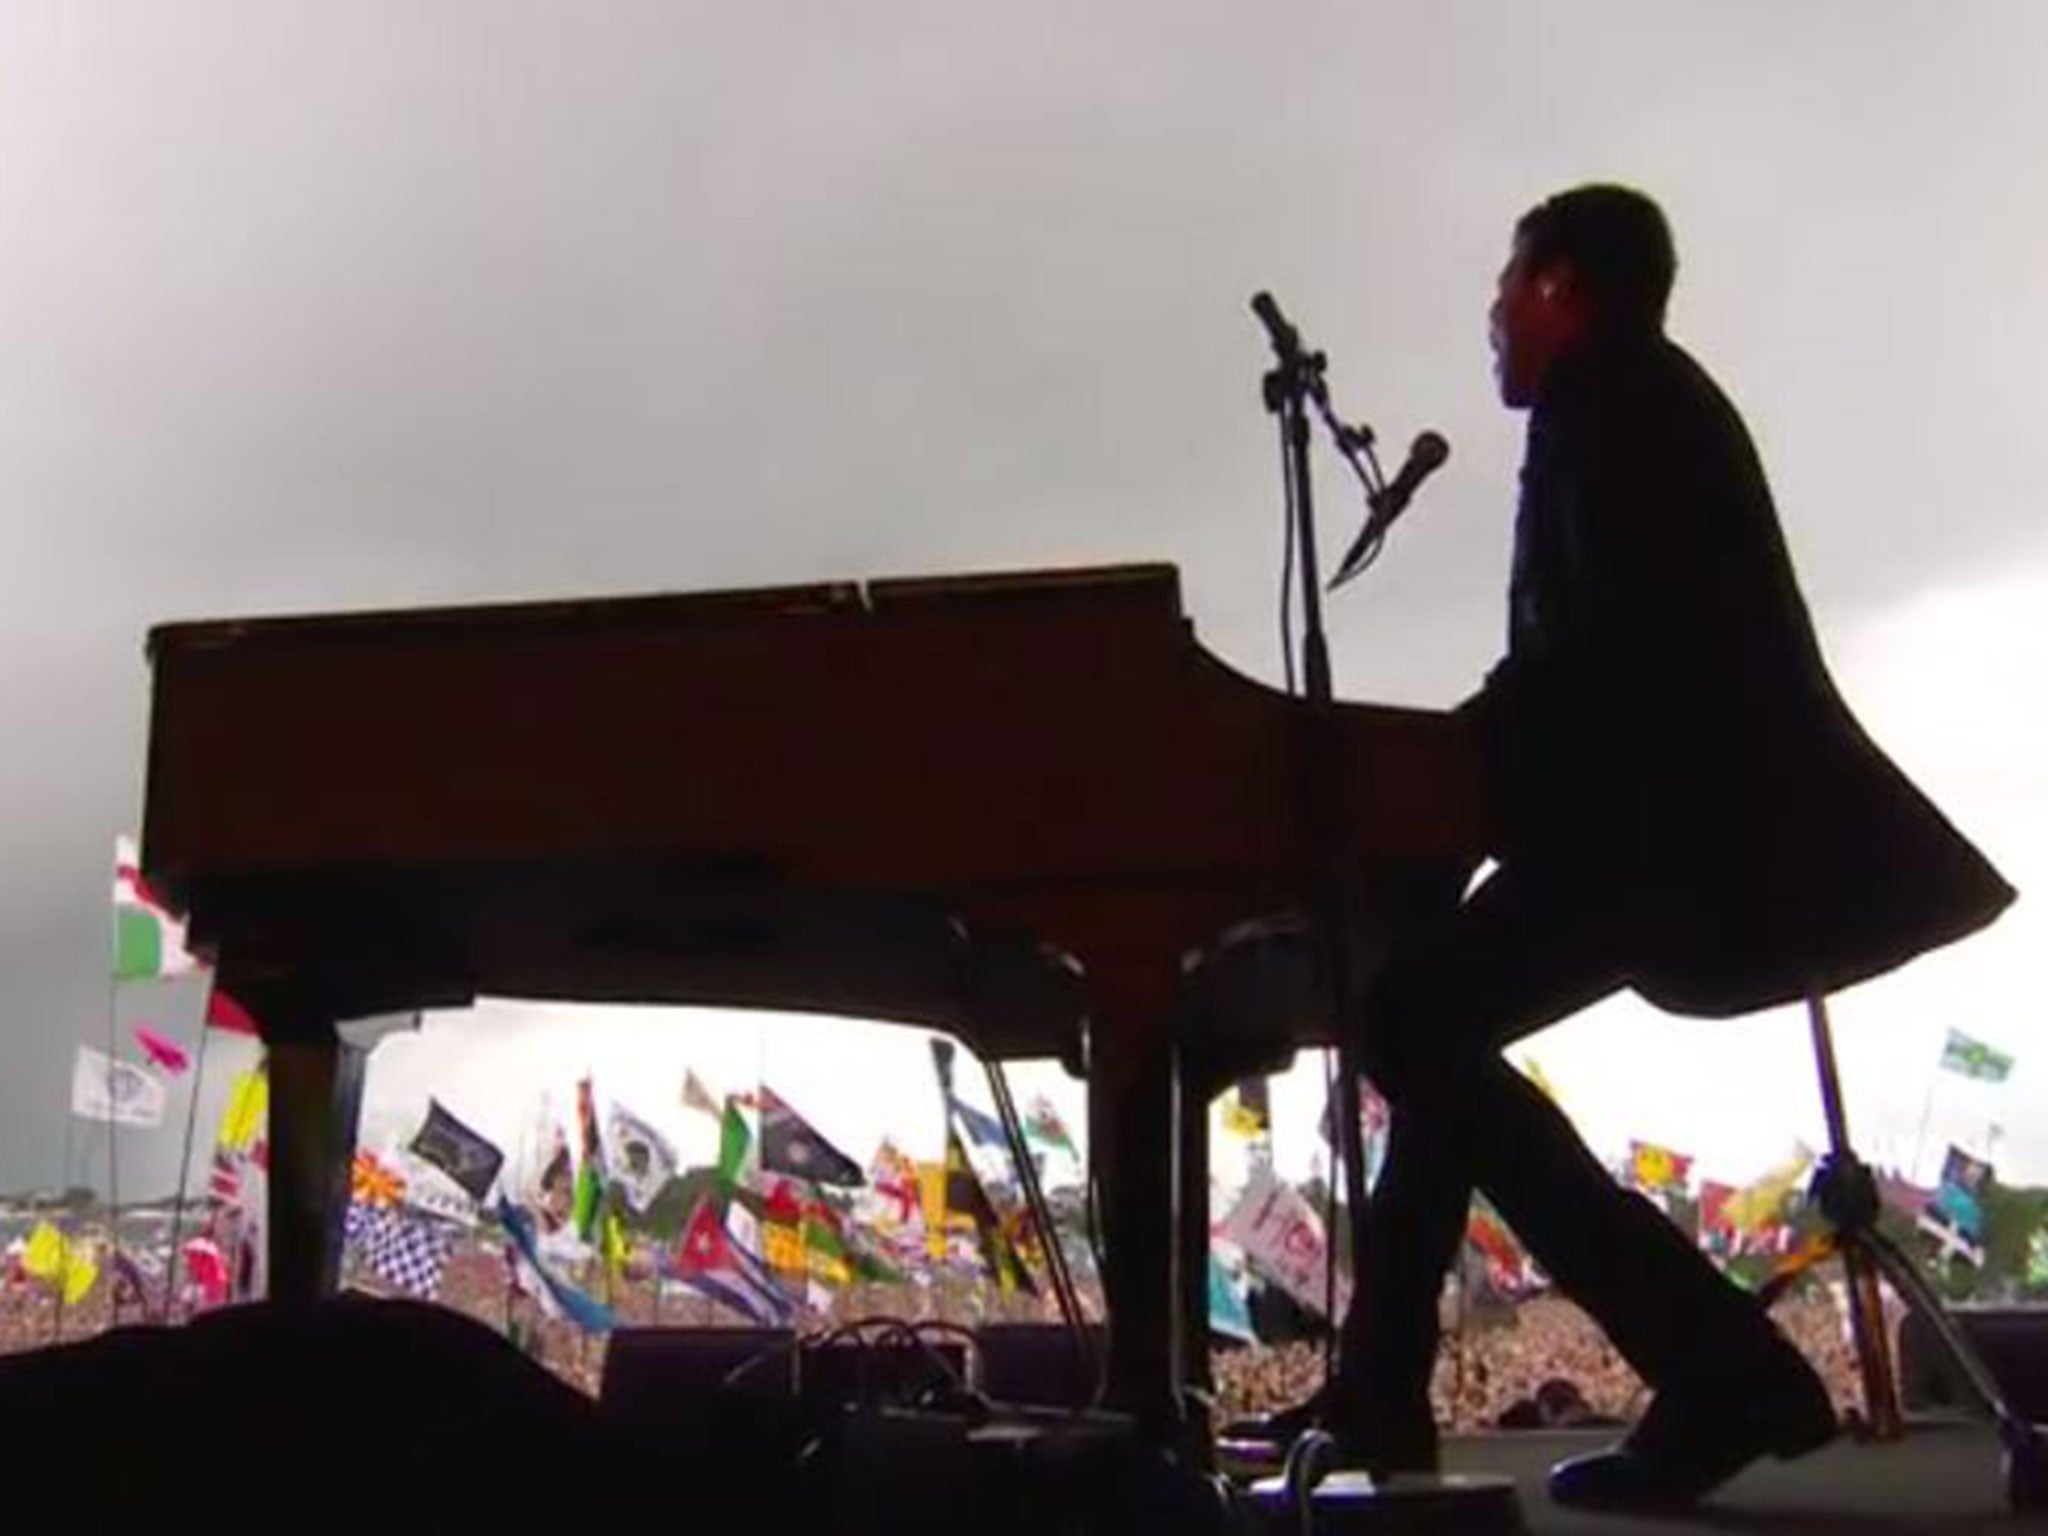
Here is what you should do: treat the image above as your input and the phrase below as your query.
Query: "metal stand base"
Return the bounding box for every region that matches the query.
[1239,1432,1526,1534]
[1762,993,2047,1512]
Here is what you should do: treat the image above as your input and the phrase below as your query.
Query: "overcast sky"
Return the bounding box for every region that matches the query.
[3,3,2044,1200]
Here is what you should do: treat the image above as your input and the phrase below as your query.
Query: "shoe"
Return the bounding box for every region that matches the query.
[1548,1350,1838,1511]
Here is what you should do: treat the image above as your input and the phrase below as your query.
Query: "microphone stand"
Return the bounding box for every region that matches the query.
[1251,302,1377,1396]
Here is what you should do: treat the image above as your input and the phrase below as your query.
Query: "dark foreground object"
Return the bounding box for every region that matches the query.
[0,1297,644,1528]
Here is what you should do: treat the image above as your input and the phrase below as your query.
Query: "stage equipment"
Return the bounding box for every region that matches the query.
[1757,992,2046,1511]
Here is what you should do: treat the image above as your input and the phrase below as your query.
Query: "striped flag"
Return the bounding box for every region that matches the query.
[673,1196,794,1325]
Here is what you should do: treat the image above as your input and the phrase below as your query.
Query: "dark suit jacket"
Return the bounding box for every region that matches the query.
[1474,330,2014,1016]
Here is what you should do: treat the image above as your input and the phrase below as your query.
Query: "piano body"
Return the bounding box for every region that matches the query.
[141,562,1483,1436]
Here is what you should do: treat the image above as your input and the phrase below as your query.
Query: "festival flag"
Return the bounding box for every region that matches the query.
[532,1128,575,1233]
[112,836,198,981]
[1723,1145,1814,1233]
[180,1236,231,1309]
[410,1099,505,1202]
[672,1197,794,1324]
[1219,1163,1348,1318]
[345,1205,454,1299]
[1209,1253,1256,1344]
[1023,1094,1078,1159]
[759,1088,863,1187]
[133,1026,190,1076]
[2027,1226,2048,1288]
[682,1070,722,1120]
[216,1067,268,1152]
[606,1105,679,1213]
[952,1097,1008,1150]
[1222,1079,1269,1138]
[869,1141,922,1226]
[1465,1200,1527,1289]
[1927,1145,1993,1251]
[204,987,260,1037]
[716,1096,752,1189]
[1628,1140,1693,1193]
[71,1045,166,1128]
[351,1149,407,1209]
[572,1078,607,1242]
[112,1249,161,1316]
[24,1223,99,1306]
[1697,1180,1738,1252]
[761,1178,807,1273]
[944,1128,1035,1294]
[1939,1029,2014,1083]
[496,1198,613,1334]
[927,1035,1007,1148]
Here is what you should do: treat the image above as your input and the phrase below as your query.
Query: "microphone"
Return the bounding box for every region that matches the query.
[1250,291,1304,360]
[1329,430,1450,588]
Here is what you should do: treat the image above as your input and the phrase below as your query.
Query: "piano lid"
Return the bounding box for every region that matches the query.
[142,562,1481,1058]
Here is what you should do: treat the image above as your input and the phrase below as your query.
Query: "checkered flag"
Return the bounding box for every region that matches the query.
[345,1204,454,1299]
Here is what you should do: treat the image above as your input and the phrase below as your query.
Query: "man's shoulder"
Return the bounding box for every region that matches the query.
[1546,335,1746,451]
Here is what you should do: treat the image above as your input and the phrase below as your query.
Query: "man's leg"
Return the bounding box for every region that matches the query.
[1334,870,1821,1465]
[1329,869,1627,1456]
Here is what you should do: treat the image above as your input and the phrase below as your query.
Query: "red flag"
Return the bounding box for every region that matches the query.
[673,1199,733,1277]
[134,1026,191,1075]
[206,987,260,1036]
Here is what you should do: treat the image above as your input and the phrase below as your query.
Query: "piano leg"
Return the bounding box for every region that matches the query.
[267,1028,367,1304]
[1092,1026,1179,1436]
[1176,1045,1217,1455]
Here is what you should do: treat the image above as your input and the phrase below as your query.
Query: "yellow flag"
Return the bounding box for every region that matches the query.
[1220,1094,1266,1138]
[763,1221,805,1273]
[60,1244,98,1306]
[600,1208,629,1277]
[1725,1145,1814,1234]
[22,1223,97,1305]
[217,1067,268,1152]
[917,1162,950,1258]
[22,1221,68,1283]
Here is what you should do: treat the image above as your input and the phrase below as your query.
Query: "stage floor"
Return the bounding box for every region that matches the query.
[1437,1415,2035,1534]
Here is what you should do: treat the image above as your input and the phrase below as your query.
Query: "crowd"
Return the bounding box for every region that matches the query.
[4,1220,1875,1437]
[1211,1288,1868,1431]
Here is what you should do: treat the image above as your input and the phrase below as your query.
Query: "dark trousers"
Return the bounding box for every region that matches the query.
[1334,867,1793,1414]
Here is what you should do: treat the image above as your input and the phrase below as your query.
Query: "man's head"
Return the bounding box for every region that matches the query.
[1489,184,1676,408]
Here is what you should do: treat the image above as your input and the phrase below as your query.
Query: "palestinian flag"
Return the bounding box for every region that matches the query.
[716,1096,752,1189]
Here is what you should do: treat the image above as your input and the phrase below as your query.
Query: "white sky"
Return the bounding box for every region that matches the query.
[2,3,2044,1198]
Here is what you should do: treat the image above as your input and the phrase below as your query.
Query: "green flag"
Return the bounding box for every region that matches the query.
[716,1098,752,1188]
[1939,1029,2013,1083]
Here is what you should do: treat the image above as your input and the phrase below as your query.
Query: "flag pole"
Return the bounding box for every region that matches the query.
[1911,1072,1940,1186]
[103,973,123,1327]
[160,1008,215,1323]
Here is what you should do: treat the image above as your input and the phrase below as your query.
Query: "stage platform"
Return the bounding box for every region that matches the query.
[1435,1415,2032,1534]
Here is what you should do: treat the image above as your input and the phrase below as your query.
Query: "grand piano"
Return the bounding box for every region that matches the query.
[141,561,1483,1439]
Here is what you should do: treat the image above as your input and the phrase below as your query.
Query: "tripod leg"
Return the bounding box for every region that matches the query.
[1862,1228,2048,1513]
[1839,1241,1902,1439]
[1862,1227,2017,1432]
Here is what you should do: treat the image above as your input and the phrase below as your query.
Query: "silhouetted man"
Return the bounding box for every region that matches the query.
[1252,185,2013,1511]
